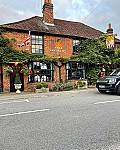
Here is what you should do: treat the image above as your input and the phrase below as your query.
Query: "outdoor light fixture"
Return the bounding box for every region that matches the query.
[15,62,19,66]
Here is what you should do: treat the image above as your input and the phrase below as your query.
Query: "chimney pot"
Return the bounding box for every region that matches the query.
[109,23,111,29]
[107,23,113,34]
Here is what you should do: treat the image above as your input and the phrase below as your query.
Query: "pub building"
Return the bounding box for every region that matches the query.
[0,0,120,92]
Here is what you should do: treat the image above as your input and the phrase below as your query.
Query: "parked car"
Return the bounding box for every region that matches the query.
[96,68,120,95]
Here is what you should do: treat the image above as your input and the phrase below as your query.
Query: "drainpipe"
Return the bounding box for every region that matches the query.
[0,63,3,92]
[59,66,61,83]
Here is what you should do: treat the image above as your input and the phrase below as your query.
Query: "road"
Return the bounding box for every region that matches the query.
[0,89,120,150]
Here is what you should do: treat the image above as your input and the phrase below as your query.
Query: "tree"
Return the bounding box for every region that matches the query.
[71,34,115,84]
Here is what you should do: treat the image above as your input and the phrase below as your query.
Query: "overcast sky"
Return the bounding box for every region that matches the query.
[0,0,120,38]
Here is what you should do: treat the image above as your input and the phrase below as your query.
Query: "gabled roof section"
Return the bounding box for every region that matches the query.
[1,16,106,39]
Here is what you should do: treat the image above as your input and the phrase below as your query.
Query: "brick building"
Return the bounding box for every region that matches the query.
[0,0,120,92]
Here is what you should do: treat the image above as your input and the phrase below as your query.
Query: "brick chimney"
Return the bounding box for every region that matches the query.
[43,0,54,25]
[107,23,113,34]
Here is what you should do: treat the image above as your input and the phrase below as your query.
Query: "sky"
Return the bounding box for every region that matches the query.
[0,0,120,38]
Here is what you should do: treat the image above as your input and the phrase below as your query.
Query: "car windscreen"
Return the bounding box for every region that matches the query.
[110,69,120,76]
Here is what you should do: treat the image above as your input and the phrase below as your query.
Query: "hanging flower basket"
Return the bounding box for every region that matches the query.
[4,66,13,77]
[20,65,33,76]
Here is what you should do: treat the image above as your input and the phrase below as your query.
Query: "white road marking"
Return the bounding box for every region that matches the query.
[94,100,120,105]
[0,99,29,105]
[0,109,49,117]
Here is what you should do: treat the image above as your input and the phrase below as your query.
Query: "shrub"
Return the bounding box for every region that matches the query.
[60,79,63,84]
[36,83,43,89]
[14,73,21,84]
[41,87,46,93]
[51,82,74,92]
[43,83,48,88]
[77,81,86,87]
[51,83,63,91]
[86,67,100,85]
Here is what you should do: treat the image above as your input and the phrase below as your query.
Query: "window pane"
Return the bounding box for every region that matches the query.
[40,49,43,54]
[39,36,42,40]
[32,45,36,49]
[36,40,40,44]
[36,45,42,49]
[36,49,39,53]
[32,40,36,44]
[32,35,35,39]
[36,36,39,39]
[32,49,35,53]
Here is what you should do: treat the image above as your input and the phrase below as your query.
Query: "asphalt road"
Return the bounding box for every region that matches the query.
[0,89,120,150]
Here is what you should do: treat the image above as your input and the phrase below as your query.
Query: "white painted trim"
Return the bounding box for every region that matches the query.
[43,20,55,26]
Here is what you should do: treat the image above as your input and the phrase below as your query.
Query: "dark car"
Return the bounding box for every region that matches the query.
[96,68,120,95]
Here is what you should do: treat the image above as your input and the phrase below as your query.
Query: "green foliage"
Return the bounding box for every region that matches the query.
[43,83,48,88]
[70,34,117,84]
[51,82,74,91]
[76,81,86,87]
[36,83,43,89]
[59,56,70,63]
[41,87,46,93]
[60,79,63,84]
[86,66,100,85]
[0,35,10,47]
[14,73,21,84]
[10,37,17,42]
[71,35,115,65]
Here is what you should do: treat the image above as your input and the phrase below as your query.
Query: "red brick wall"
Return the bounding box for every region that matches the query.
[3,31,31,53]
[3,65,10,92]
[44,35,73,58]
[3,31,73,58]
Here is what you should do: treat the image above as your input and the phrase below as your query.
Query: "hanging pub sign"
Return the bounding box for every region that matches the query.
[106,34,117,49]
[106,35,115,49]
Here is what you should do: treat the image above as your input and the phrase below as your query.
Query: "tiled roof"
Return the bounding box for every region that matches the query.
[3,16,104,39]
[2,16,120,42]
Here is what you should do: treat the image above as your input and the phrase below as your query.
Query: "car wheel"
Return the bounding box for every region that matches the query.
[98,89,106,93]
[117,85,120,95]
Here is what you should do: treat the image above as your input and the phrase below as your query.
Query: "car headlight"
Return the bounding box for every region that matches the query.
[97,79,99,83]
[109,79,116,83]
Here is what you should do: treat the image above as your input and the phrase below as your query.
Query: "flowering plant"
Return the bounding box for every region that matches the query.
[21,65,32,75]
[4,66,13,77]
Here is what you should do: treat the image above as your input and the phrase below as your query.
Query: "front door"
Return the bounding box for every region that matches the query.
[10,65,24,92]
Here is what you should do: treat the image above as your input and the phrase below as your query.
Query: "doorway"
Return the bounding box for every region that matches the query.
[10,65,24,92]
